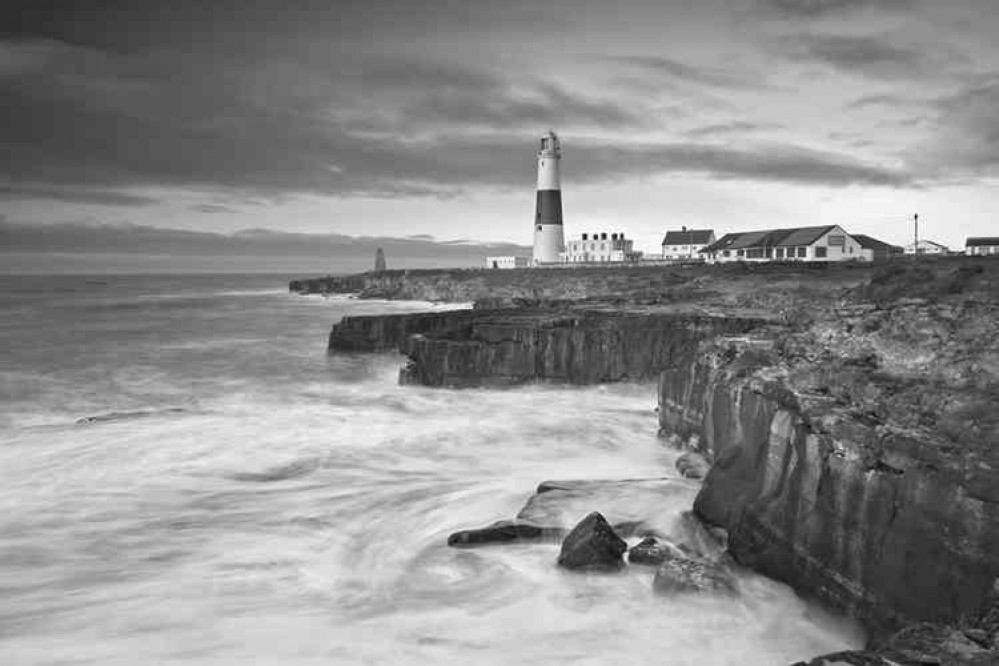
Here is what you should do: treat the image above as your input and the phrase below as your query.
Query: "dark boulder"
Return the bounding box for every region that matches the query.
[628,536,688,566]
[652,556,737,595]
[557,512,627,571]
[447,520,562,547]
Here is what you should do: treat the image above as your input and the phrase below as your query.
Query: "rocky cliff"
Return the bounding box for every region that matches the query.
[330,305,769,386]
[658,263,999,639]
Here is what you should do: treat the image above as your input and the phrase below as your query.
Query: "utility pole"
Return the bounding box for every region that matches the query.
[913,213,919,255]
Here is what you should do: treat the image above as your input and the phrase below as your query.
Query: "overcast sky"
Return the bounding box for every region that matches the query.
[2,0,998,257]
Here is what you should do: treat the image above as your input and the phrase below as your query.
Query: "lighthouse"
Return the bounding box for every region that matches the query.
[533,130,565,264]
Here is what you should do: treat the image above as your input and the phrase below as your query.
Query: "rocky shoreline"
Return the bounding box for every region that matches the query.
[295,258,999,664]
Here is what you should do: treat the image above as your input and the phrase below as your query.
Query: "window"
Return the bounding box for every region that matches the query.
[601,243,606,251]
[722,250,730,257]
[797,247,807,258]
[815,246,828,258]
[775,248,784,258]
[737,250,744,257]
[828,234,845,246]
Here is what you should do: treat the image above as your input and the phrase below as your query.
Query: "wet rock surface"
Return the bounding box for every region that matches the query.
[627,536,688,566]
[446,520,564,547]
[793,622,998,665]
[557,512,627,571]
[652,555,738,596]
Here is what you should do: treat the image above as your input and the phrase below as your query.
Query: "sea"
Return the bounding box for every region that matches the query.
[0,274,863,665]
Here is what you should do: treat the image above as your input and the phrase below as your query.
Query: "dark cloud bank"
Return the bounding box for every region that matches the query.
[0,220,529,274]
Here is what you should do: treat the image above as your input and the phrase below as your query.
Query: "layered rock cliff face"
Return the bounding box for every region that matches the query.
[331,306,768,386]
[659,263,999,635]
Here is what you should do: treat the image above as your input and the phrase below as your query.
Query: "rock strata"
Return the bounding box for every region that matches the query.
[659,269,999,634]
[557,512,627,571]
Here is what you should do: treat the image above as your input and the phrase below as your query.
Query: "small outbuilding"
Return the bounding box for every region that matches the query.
[486,256,530,269]
[852,234,904,262]
[904,239,949,255]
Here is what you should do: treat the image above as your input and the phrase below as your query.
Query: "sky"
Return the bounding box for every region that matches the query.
[1,0,998,270]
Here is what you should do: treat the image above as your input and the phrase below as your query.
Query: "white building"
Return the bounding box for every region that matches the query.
[966,237,999,256]
[562,232,642,263]
[485,256,530,269]
[700,225,863,263]
[661,228,715,260]
[904,239,949,255]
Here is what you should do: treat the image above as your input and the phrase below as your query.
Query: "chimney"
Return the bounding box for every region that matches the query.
[611,233,618,241]
[582,233,588,241]
[682,225,687,232]
[601,232,608,240]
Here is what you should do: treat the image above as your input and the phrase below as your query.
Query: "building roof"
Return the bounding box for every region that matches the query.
[661,229,714,245]
[906,239,949,250]
[852,234,903,252]
[967,237,999,247]
[700,225,837,253]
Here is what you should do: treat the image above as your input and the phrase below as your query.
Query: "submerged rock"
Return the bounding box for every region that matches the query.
[518,478,694,539]
[675,451,711,480]
[627,536,688,566]
[652,556,737,596]
[447,520,562,547]
[557,512,627,571]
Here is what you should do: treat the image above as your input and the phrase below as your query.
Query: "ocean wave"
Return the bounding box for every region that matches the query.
[76,407,189,425]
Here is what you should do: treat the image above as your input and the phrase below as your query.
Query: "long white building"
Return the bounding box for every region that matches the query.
[700,225,863,263]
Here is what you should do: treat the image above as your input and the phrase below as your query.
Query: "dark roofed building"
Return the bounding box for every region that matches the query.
[700,225,862,263]
[661,228,715,260]
[966,237,999,256]
[852,234,904,261]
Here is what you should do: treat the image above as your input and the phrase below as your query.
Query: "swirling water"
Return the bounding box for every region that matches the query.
[0,274,863,665]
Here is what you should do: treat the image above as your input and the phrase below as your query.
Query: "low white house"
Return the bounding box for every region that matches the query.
[700,225,863,263]
[485,255,530,269]
[904,239,949,255]
[562,232,642,263]
[965,237,999,256]
[661,228,715,260]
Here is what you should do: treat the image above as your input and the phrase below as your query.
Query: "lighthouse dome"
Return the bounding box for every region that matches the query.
[538,130,561,157]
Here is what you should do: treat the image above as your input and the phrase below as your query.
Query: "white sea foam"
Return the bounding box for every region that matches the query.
[0,276,863,664]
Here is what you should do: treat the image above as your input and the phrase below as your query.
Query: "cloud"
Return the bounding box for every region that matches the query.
[759,0,914,17]
[0,219,531,272]
[785,34,932,79]
[601,55,769,91]
[683,121,784,138]
[189,203,239,214]
[0,184,157,206]
[914,76,999,175]
[567,140,913,187]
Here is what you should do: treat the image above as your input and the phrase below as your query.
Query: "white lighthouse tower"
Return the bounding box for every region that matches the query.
[532,130,565,264]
